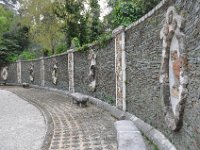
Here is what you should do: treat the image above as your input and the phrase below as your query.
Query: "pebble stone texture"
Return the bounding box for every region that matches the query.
[126,0,200,150]
[32,59,42,86]
[21,60,32,83]
[4,86,117,150]
[4,62,17,83]
[0,89,45,150]
[43,54,69,90]
[74,39,116,105]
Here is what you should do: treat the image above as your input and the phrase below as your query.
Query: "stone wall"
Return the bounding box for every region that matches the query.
[125,0,200,149]
[43,54,69,90]
[2,0,200,149]
[21,61,32,83]
[32,59,42,86]
[6,62,17,83]
[74,39,116,104]
[125,0,166,135]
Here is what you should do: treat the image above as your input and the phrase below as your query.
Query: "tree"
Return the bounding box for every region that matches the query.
[88,0,101,42]
[104,0,161,29]
[53,0,85,48]
[0,23,30,62]
[0,5,14,40]
[19,0,65,55]
[0,5,14,65]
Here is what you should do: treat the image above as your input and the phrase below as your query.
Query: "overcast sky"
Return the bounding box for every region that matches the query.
[99,0,112,20]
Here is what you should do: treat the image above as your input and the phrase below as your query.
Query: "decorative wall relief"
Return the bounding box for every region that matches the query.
[88,49,96,92]
[52,59,58,85]
[29,63,34,83]
[160,6,188,131]
[1,66,8,82]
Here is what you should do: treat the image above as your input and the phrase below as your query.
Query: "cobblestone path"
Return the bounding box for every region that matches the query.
[4,87,117,150]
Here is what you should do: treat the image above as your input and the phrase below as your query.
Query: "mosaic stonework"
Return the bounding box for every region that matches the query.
[52,59,58,85]
[160,6,188,131]
[1,66,8,81]
[113,26,126,111]
[29,63,34,83]
[88,49,96,92]
[68,50,75,93]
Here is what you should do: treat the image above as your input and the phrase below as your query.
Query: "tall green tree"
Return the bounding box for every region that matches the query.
[19,0,65,55]
[105,0,161,29]
[0,5,14,65]
[0,5,14,40]
[53,0,85,48]
[88,0,101,42]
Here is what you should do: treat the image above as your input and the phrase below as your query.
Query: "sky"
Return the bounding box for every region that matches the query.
[99,0,112,20]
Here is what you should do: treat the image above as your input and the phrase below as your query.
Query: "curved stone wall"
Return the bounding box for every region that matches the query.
[3,0,200,149]
[126,0,200,149]
[74,39,116,104]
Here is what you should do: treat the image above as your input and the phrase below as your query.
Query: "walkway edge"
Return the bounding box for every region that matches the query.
[6,84,176,150]
[31,85,177,150]
[10,89,54,150]
[87,95,177,150]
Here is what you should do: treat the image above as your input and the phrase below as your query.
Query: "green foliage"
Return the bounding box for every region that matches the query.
[42,48,51,57]
[88,0,101,42]
[18,51,36,60]
[6,54,18,62]
[0,5,14,36]
[53,0,85,48]
[77,32,112,52]
[55,44,67,54]
[1,23,29,54]
[104,95,115,105]
[97,33,112,48]
[105,0,161,29]
[0,6,30,65]
[112,0,142,27]
[5,50,36,62]
[20,0,65,55]
[71,37,80,49]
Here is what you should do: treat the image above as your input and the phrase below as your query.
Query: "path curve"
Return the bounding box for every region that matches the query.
[4,87,117,150]
[0,90,46,150]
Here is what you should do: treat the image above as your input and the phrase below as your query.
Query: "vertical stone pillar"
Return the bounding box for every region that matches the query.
[17,60,22,84]
[40,57,45,86]
[68,49,75,93]
[113,26,126,111]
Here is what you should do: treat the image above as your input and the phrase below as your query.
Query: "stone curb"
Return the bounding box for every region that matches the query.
[86,94,177,150]
[5,84,176,150]
[9,88,54,150]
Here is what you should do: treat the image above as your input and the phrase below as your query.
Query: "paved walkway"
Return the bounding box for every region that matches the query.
[0,90,45,150]
[1,87,117,150]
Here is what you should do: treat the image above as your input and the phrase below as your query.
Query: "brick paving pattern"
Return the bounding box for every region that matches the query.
[4,87,117,150]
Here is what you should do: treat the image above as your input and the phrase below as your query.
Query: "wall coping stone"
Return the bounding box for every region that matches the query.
[112,26,125,36]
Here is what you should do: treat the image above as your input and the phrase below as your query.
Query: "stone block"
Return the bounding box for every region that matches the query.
[115,120,146,150]
[22,83,29,88]
[70,93,88,107]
